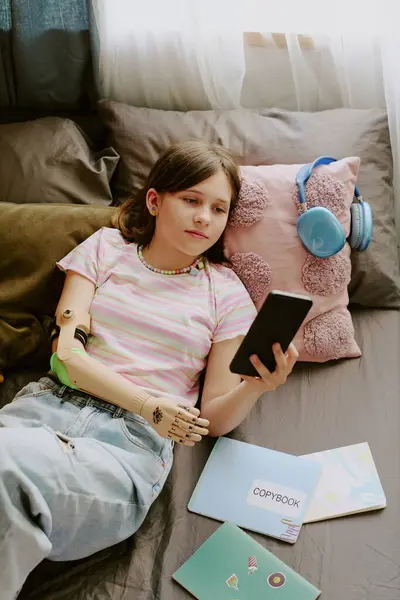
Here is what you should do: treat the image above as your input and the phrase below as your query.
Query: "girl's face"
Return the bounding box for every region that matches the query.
[146,170,233,258]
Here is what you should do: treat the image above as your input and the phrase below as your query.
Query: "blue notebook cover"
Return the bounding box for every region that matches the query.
[173,522,321,599]
[188,437,322,543]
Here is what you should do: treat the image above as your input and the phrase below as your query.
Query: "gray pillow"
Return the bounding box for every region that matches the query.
[99,100,400,308]
[0,117,119,205]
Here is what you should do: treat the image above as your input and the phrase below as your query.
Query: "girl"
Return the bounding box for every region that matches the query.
[0,140,298,599]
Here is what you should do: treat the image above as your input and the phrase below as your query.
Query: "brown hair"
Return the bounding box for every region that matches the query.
[113,139,240,264]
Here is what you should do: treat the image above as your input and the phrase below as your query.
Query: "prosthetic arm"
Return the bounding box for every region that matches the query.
[50,272,208,445]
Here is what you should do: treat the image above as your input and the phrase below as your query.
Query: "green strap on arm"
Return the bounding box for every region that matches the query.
[50,349,86,390]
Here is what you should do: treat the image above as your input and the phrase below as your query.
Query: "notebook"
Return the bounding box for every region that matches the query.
[188,437,322,543]
[301,442,387,523]
[173,521,321,599]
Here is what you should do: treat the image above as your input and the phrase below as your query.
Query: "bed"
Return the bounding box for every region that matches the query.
[2,59,400,597]
[0,307,399,600]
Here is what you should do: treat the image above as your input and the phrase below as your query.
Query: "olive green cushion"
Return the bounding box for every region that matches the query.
[0,203,116,371]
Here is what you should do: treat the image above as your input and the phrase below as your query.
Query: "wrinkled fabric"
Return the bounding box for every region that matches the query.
[1,309,399,600]
[0,377,173,600]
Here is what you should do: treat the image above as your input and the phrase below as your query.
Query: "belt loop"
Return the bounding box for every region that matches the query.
[113,407,124,419]
[54,385,67,399]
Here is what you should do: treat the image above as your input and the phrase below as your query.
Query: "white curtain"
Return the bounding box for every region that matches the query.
[90,0,245,110]
[91,0,400,235]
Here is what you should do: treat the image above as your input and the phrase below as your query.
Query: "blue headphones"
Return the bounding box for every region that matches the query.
[296,156,372,258]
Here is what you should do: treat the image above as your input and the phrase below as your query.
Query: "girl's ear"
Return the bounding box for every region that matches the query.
[146,189,159,216]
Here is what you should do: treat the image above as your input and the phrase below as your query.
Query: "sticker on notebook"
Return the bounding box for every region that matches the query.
[280,517,301,542]
[248,555,258,575]
[267,572,287,588]
[226,574,239,590]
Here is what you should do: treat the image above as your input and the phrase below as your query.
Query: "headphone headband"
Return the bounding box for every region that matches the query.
[296,156,361,204]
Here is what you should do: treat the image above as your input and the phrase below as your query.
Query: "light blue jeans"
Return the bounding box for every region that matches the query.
[0,376,174,600]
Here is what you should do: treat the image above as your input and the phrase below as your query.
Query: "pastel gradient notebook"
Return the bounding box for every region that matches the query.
[173,521,321,599]
[301,442,387,523]
[188,437,321,543]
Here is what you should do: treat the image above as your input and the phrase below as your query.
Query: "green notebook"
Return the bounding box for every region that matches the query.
[173,522,321,599]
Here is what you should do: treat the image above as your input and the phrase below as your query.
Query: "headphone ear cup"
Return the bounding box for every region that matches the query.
[297,207,346,258]
[350,201,372,251]
[349,203,363,250]
[359,201,373,251]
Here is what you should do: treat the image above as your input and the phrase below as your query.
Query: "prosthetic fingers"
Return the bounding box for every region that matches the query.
[50,308,209,446]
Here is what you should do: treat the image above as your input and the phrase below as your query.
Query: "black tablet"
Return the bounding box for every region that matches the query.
[230,290,313,377]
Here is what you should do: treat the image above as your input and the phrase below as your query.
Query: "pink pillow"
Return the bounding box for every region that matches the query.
[224,158,362,362]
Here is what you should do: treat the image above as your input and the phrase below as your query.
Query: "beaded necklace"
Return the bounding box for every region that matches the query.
[137,245,204,276]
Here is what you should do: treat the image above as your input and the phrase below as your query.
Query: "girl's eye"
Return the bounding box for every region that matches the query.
[184,197,198,204]
[214,207,226,214]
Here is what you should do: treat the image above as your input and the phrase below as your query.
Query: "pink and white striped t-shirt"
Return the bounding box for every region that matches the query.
[57,227,256,406]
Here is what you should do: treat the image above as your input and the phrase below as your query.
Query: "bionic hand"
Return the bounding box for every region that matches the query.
[50,307,208,446]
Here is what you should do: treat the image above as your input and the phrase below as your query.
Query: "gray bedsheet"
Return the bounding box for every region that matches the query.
[1,308,399,600]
